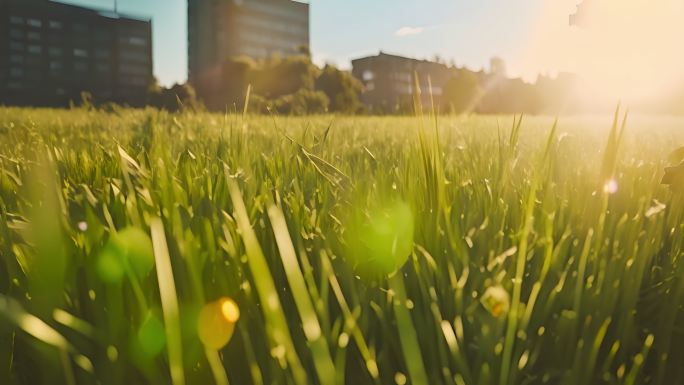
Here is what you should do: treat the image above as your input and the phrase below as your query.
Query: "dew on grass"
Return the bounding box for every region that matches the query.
[603,179,619,194]
[107,345,118,362]
[338,332,349,348]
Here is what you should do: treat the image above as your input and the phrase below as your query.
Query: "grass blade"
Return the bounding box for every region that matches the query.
[267,203,336,385]
[151,218,185,385]
[227,177,307,385]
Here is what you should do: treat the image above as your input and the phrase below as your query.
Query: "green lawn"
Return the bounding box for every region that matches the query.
[0,107,683,385]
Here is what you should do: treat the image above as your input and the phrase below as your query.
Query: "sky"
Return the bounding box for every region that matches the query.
[57,0,571,86]
[54,0,684,105]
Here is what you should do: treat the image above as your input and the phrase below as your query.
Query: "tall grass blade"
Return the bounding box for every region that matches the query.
[151,218,185,385]
[227,177,307,385]
[267,203,336,385]
[389,273,429,385]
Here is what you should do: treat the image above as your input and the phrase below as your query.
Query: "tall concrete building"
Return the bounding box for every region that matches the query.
[0,0,153,107]
[570,0,593,26]
[351,52,454,112]
[188,0,310,105]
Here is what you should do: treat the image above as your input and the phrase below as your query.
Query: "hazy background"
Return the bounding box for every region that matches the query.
[56,0,684,110]
[57,0,559,86]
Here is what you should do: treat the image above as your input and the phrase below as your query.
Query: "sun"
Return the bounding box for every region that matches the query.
[525,0,684,106]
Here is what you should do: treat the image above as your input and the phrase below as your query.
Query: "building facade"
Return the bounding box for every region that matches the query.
[351,52,454,112]
[188,0,310,106]
[570,0,592,26]
[0,0,152,107]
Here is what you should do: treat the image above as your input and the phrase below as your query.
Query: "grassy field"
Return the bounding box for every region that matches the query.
[0,107,683,385]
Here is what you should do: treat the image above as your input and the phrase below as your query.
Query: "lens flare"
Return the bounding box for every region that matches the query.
[96,227,155,283]
[525,0,684,106]
[344,200,414,278]
[221,298,240,323]
[137,312,166,358]
[198,297,240,350]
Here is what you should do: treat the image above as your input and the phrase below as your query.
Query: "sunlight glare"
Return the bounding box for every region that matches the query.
[525,0,684,106]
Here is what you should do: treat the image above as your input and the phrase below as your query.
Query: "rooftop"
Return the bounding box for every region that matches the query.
[2,0,152,23]
[352,51,450,67]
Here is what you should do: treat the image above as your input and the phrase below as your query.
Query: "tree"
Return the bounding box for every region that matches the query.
[442,70,482,114]
[288,89,329,115]
[251,55,318,98]
[218,56,256,111]
[147,82,202,112]
[315,65,363,113]
[250,90,330,115]
[210,56,362,114]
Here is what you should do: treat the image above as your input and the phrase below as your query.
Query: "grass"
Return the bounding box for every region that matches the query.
[0,106,683,385]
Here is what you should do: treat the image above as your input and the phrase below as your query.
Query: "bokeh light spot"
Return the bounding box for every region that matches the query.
[198,297,240,350]
[603,179,619,194]
[344,200,414,278]
[221,298,240,323]
[137,313,166,357]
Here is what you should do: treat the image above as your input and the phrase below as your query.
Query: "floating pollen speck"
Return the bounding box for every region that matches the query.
[197,297,240,350]
[481,285,510,318]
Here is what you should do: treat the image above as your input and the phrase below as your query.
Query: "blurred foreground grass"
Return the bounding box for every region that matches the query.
[0,107,683,385]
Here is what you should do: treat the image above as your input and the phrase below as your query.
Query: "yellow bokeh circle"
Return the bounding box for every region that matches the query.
[198,297,240,350]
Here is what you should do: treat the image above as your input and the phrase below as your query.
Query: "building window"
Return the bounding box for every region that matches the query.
[27,32,41,41]
[362,70,375,81]
[10,29,23,39]
[10,54,24,64]
[73,48,88,58]
[8,82,22,90]
[119,36,148,46]
[10,16,24,25]
[128,37,148,46]
[27,19,42,28]
[10,68,24,78]
[49,21,63,29]
[27,45,42,54]
[50,61,63,70]
[96,63,111,72]
[10,42,25,51]
[49,47,63,56]
[366,82,375,91]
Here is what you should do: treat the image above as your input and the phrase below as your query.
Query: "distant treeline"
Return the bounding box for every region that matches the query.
[141,55,684,115]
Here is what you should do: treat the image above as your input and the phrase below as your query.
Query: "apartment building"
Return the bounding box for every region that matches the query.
[351,52,454,112]
[188,0,310,106]
[0,0,152,106]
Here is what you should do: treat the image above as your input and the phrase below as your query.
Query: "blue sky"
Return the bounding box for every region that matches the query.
[57,0,574,86]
